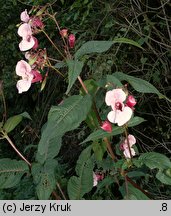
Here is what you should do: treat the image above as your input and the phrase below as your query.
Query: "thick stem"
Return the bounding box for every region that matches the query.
[4,133,31,167]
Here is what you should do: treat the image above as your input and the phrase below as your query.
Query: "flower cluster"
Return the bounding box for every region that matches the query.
[60,29,76,49]
[120,134,136,158]
[105,88,136,126]
[16,10,44,93]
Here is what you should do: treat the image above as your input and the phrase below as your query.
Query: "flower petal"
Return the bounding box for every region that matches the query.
[17,23,32,38]
[105,89,126,107]
[16,79,32,93]
[19,36,35,51]
[123,148,136,159]
[16,60,31,77]
[20,10,30,23]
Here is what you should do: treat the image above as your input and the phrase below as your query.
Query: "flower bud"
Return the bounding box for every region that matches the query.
[31,70,42,83]
[31,17,44,29]
[101,120,112,132]
[126,95,136,108]
[68,34,75,48]
[60,29,68,38]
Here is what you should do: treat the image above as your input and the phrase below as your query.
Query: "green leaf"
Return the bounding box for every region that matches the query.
[81,126,124,144]
[31,159,57,200]
[92,141,106,161]
[138,152,171,170]
[156,170,171,185]
[54,61,66,69]
[0,159,29,189]
[37,95,92,164]
[127,116,146,127]
[75,39,142,59]
[75,41,114,59]
[66,60,84,94]
[113,72,162,97]
[113,37,143,49]
[3,112,31,133]
[106,75,123,87]
[3,115,22,133]
[120,182,150,200]
[67,146,94,199]
[36,135,62,164]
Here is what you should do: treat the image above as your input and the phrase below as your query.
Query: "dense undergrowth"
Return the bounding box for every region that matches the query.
[0,0,171,200]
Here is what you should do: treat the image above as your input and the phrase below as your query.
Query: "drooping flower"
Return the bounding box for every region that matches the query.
[126,95,137,108]
[16,60,34,93]
[120,134,136,159]
[101,120,112,132]
[20,9,30,23]
[68,34,75,48]
[105,88,133,126]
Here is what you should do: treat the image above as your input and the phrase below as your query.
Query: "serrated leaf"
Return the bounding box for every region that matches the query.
[0,159,29,189]
[113,72,162,97]
[156,170,171,185]
[127,116,146,127]
[75,39,142,59]
[67,146,94,199]
[66,60,84,94]
[37,95,92,163]
[81,126,124,144]
[31,159,57,200]
[138,152,171,170]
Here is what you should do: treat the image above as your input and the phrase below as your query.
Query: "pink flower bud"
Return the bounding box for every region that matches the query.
[68,34,75,48]
[101,120,112,132]
[126,95,137,108]
[60,29,68,38]
[32,37,39,49]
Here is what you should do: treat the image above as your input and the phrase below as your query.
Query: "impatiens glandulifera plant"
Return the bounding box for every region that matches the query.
[1,5,171,200]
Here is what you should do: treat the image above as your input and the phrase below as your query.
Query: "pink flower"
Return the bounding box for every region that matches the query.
[105,89,133,126]
[16,60,33,93]
[123,148,136,159]
[60,29,68,38]
[120,134,136,159]
[19,35,35,51]
[93,172,104,186]
[68,34,75,48]
[20,9,30,23]
[18,23,32,39]
[126,95,136,108]
[101,120,112,132]
[31,70,42,83]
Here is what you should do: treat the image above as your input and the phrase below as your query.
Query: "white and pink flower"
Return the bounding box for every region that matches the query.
[105,88,133,126]
[120,134,136,159]
[20,10,30,23]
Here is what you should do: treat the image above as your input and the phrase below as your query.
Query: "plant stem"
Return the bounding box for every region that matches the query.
[77,75,117,161]
[42,30,66,59]
[0,81,7,122]
[3,133,31,167]
[56,182,67,200]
